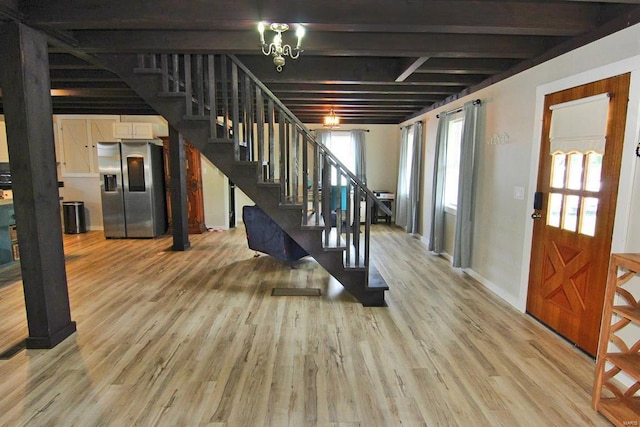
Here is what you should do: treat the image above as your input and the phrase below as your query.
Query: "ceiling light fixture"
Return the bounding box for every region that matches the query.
[258,22,305,72]
[323,109,340,128]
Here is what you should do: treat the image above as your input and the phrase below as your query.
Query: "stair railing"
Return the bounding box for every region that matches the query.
[136,53,392,271]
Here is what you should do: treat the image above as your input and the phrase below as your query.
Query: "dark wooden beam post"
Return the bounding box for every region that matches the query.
[0,22,76,349]
[169,126,190,251]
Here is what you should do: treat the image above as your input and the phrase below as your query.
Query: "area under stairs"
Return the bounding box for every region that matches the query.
[93,53,391,306]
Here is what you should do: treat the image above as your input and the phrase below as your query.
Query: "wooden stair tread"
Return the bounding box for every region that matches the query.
[367,264,389,290]
[303,211,324,229]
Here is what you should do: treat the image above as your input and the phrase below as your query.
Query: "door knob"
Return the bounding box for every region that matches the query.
[531,212,542,220]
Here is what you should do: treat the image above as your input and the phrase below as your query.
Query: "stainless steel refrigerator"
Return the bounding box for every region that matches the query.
[98,140,166,238]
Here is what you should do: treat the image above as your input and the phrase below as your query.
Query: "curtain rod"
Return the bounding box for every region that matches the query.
[436,99,482,119]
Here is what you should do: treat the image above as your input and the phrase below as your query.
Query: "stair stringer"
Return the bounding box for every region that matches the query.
[93,53,386,306]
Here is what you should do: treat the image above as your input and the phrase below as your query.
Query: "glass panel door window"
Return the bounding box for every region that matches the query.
[547,149,602,237]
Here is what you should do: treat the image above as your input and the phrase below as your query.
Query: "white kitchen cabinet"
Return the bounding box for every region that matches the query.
[58,117,117,176]
[113,122,154,139]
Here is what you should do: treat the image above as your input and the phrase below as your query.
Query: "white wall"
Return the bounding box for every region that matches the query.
[405,23,640,310]
[201,156,230,229]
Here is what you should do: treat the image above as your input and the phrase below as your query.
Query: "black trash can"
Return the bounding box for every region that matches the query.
[62,201,87,234]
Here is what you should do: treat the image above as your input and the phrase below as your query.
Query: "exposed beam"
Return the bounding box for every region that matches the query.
[240,56,402,83]
[72,30,557,59]
[266,83,459,95]
[22,0,609,36]
[414,58,520,75]
[396,57,430,82]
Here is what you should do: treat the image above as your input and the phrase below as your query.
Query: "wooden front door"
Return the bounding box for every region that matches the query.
[526,74,629,357]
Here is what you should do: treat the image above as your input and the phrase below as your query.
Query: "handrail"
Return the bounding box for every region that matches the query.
[227,54,391,217]
[135,52,393,270]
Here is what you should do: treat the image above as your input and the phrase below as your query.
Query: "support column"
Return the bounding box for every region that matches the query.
[169,126,190,251]
[0,22,76,348]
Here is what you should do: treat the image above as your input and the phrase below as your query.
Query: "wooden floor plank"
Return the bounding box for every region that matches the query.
[0,226,610,426]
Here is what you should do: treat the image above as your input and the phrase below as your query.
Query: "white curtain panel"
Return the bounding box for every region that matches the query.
[428,114,450,253]
[452,100,480,268]
[396,122,423,234]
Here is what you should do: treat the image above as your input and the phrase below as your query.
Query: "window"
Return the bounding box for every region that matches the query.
[444,117,463,210]
[324,131,355,184]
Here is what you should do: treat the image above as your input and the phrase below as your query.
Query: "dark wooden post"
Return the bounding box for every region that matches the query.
[0,22,76,348]
[169,126,190,251]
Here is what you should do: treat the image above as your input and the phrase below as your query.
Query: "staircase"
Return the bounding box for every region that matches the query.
[94,53,391,306]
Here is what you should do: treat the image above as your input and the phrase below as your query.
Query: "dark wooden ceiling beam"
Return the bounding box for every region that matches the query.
[240,56,402,82]
[268,83,459,95]
[396,57,430,82]
[283,103,425,109]
[72,30,557,59]
[278,95,443,103]
[415,58,520,75]
[21,0,610,36]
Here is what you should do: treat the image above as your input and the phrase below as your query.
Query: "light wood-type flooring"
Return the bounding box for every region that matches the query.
[0,226,609,426]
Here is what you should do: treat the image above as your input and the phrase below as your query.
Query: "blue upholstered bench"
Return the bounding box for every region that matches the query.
[242,205,309,263]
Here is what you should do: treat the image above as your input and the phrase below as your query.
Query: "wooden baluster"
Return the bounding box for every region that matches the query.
[352,183,362,267]
[335,168,342,240]
[256,86,265,181]
[161,54,169,93]
[172,55,180,93]
[354,187,362,266]
[268,100,275,182]
[184,54,192,116]
[231,61,240,160]
[292,126,299,203]
[313,143,320,226]
[302,134,309,223]
[322,154,331,248]
[284,120,291,200]
[345,180,352,266]
[244,76,253,161]
[207,55,217,138]
[279,111,286,203]
[220,56,229,139]
[195,55,204,117]
[364,193,372,269]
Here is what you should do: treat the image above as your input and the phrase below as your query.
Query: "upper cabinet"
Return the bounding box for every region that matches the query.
[57,117,117,176]
[113,122,154,140]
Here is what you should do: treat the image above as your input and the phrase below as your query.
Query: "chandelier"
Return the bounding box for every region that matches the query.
[258,22,305,72]
[323,109,340,128]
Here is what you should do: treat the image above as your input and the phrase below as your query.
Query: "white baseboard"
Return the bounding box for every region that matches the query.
[463,268,525,312]
[417,234,523,311]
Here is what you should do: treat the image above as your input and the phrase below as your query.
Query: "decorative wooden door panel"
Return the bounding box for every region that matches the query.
[526,74,629,357]
[162,137,206,234]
